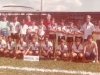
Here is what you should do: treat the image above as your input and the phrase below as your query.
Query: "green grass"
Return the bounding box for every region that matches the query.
[0,57,100,75]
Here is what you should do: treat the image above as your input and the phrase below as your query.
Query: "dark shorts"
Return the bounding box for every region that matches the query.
[11,33,19,39]
[58,36,65,42]
[49,34,56,40]
[66,37,73,43]
[26,34,35,40]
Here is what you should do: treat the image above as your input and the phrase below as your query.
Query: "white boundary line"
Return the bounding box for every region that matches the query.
[0,66,100,75]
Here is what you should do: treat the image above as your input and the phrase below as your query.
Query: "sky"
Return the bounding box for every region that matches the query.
[0,0,100,11]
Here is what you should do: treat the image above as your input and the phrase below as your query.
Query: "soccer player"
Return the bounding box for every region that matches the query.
[41,36,53,59]
[4,36,15,58]
[57,20,66,44]
[54,39,69,61]
[66,22,74,53]
[48,18,57,42]
[9,16,20,43]
[44,14,52,36]
[74,21,83,42]
[83,35,98,63]
[25,15,32,26]
[0,35,6,56]
[25,36,39,56]
[71,37,84,62]
[27,20,38,41]
[38,19,46,42]
[0,15,9,40]
[15,37,27,59]
[48,18,57,56]
[82,15,95,42]
[20,19,28,41]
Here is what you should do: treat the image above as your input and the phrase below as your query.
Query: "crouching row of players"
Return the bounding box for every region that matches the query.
[0,35,98,63]
[0,35,53,59]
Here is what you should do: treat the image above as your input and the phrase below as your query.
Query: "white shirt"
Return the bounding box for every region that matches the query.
[30,42,39,50]
[0,21,9,30]
[72,44,83,53]
[66,27,74,37]
[7,41,15,50]
[42,41,53,50]
[57,26,66,36]
[57,45,68,52]
[28,25,38,35]
[0,40,6,48]
[9,21,20,34]
[38,25,46,36]
[95,26,100,40]
[48,25,57,34]
[82,22,95,39]
[74,26,83,37]
[20,24,28,35]
[17,42,27,50]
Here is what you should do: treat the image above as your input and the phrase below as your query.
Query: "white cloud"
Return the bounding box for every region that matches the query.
[56,5,69,11]
[65,0,82,6]
[1,0,100,11]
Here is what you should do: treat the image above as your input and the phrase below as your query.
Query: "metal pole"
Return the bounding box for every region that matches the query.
[41,0,43,11]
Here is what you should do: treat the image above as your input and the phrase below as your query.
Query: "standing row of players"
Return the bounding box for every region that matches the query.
[0,14,99,63]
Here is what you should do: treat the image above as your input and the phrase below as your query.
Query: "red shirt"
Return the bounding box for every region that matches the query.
[25,21,32,26]
[44,20,51,35]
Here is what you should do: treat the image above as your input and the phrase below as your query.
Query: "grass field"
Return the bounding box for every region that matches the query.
[0,33,98,75]
[0,57,100,75]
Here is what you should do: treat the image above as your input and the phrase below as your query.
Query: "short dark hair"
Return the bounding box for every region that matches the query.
[75,37,81,43]
[87,35,93,40]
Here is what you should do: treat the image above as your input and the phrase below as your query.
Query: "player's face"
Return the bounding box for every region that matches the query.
[86,17,91,23]
[76,41,80,45]
[70,24,73,27]
[14,17,18,22]
[3,17,6,21]
[32,22,35,25]
[61,42,64,46]
[26,16,31,21]
[40,21,43,25]
[22,20,25,24]
[45,38,49,43]
[9,38,12,42]
[88,38,92,43]
[52,20,55,25]
[47,16,51,20]
[77,23,81,28]
[61,22,64,26]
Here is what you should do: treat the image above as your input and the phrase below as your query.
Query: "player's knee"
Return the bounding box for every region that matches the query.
[78,53,83,58]
[57,51,61,56]
[72,53,77,58]
[35,51,39,55]
[28,51,33,55]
